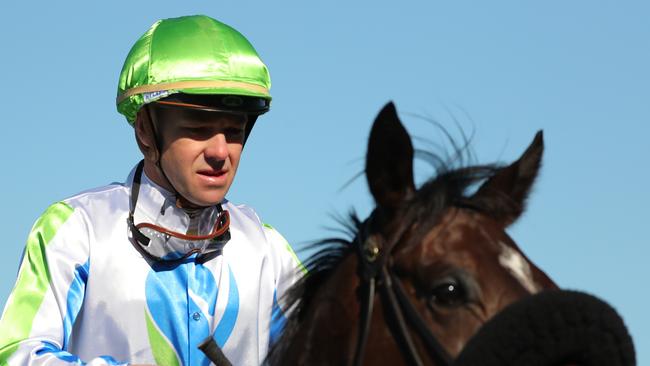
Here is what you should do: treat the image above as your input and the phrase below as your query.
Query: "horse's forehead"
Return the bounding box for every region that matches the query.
[419,208,505,253]
[411,208,543,294]
[496,240,541,294]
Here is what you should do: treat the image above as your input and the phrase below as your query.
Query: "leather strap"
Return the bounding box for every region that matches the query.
[352,215,452,366]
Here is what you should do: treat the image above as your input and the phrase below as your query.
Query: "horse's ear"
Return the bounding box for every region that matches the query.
[366,102,415,210]
[471,131,544,226]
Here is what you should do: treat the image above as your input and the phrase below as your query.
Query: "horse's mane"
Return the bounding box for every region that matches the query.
[267,126,516,363]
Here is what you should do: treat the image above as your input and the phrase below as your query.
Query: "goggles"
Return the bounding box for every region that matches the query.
[128,161,231,264]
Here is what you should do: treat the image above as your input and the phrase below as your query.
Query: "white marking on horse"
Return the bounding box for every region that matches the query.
[498,241,540,294]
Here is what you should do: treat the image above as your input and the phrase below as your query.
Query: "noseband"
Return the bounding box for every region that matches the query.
[353,215,452,366]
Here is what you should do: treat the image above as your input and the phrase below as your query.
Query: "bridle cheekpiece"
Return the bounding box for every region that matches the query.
[353,214,453,366]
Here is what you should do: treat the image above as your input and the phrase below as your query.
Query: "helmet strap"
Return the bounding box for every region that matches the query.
[243,115,258,146]
[143,105,205,209]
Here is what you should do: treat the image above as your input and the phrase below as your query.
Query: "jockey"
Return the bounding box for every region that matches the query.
[0,15,303,366]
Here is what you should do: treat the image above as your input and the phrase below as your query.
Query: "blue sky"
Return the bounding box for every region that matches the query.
[1,1,648,363]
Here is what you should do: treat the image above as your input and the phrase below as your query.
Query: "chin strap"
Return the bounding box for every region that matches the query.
[243,114,257,146]
[144,105,175,188]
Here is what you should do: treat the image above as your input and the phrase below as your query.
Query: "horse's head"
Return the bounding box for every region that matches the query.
[358,102,557,364]
[268,102,557,365]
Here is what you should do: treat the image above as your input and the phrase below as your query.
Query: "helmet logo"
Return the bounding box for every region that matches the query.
[143,90,171,103]
[222,96,244,108]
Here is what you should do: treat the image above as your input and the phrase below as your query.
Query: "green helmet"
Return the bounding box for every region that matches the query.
[116,15,271,125]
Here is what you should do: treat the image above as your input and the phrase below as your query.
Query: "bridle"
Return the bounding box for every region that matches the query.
[353,214,453,366]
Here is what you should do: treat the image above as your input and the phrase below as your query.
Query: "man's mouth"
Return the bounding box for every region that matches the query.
[197,169,226,177]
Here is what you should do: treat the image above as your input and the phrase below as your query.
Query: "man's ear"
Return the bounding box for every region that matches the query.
[134,107,159,163]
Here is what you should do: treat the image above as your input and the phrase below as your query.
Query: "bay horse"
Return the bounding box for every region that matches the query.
[264,102,630,365]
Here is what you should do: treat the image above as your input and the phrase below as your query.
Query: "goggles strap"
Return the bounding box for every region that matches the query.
[129,160,151,247]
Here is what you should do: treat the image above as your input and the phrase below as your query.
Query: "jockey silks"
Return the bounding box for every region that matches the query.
[0,164,303,366]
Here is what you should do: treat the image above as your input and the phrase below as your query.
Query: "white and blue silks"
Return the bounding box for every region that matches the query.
[0,164,304,365]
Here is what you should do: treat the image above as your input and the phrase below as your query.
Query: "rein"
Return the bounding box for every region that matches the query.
[353,215,452,366]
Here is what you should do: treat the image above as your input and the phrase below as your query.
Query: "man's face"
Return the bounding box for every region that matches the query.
[149,105,247,206]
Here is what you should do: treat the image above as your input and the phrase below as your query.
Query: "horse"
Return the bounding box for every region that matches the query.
[262,102,635,366]
[264,101,558,365]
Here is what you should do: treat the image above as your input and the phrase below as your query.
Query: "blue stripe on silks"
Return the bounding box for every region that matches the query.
[187,300,211,366]
[213,266,239,347]
[188,262,218,366]
[146,258,221,366]
[99,355,127,365]
[192,262,218,317]
[63,259,90,349]
[269,289,287,346]
[37,341,126,365]
[146,260,193,366]
[36,341,82,363]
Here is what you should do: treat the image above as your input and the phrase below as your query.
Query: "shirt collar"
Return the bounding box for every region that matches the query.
[126,162,190,233]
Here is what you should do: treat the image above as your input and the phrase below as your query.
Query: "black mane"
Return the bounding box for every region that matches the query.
[266,131,515,363]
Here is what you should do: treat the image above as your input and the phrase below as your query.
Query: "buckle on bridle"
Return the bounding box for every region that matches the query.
[363,236,381,262]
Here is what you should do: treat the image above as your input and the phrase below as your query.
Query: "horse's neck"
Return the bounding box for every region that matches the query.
[288,253,361,364]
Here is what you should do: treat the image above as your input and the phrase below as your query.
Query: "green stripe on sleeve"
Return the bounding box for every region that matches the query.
[263,223,307,274]
[0,202,74,363]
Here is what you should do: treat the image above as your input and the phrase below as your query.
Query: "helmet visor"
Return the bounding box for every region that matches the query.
[156,93,269,115]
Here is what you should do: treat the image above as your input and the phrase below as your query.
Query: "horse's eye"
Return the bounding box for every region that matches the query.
[430,281,467,307]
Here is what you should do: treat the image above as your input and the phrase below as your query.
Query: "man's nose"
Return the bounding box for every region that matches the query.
[204,133,229,161]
